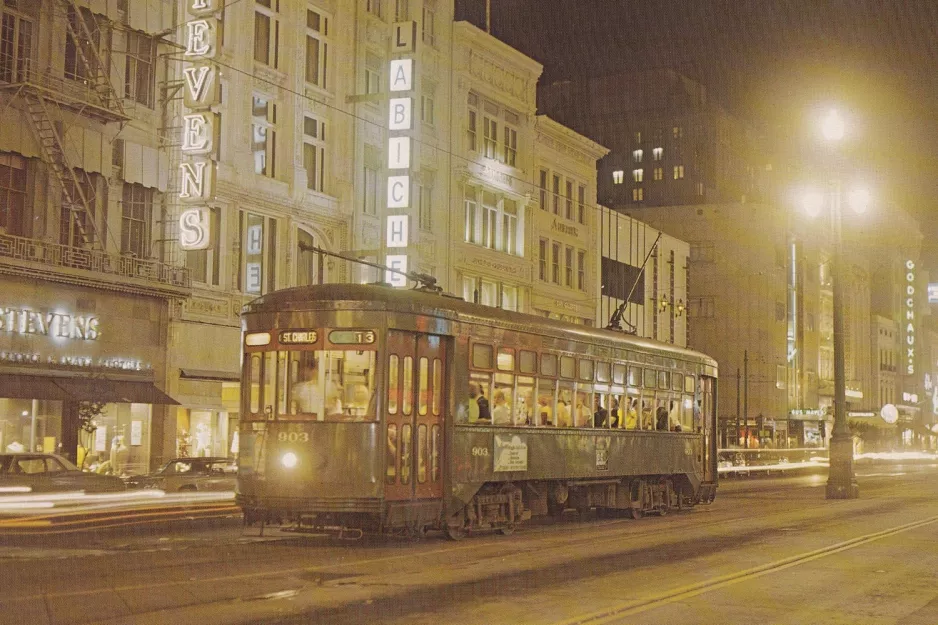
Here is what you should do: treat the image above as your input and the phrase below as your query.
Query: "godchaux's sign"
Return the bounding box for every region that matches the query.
[178,0,221,251]
[905,260,916,375]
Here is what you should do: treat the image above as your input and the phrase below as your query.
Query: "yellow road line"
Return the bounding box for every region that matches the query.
[554,514,938,625]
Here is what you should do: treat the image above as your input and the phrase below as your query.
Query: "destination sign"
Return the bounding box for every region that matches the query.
[329,330,377,345]
[279,330,318,345]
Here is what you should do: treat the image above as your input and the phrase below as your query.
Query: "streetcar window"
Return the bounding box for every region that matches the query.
[400,424,412,484]
[540,353,557,377]
[596,362,611,383]
[612,363,626,385]
[493,373,513,425]
[417,424,428,483]
[658,371,670,390]
[536,379,556,426]
[468,371,491,423]
[557,381,574,426]
[578,359,594,381]
[672,372,684,392]
[574,386,592,427]
[685,374,696,393]
[402,356,414,415]
[639,396,654,430]
[516,376,535,425]
[643,368,657,388]
[682,395,695,431]
[386,424,398,484]
[560,355,575,379]
[430,425,441,482]
[472,343,493,369]
[277,351,289,416]
[496,348,515,371]
[249,354,261,414]
[519,350,537,374]
[418,357,429,416]
[263,351,276,417]
[628,366,641,387]
[432,359,442,416]
[285,350,377,421]
[388,355,399,415]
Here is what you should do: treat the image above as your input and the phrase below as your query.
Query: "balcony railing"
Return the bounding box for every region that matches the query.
[0,59,128,122]
[0,231,190,292]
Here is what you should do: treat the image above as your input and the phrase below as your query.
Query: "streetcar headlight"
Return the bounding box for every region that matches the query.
[281,452,298,469]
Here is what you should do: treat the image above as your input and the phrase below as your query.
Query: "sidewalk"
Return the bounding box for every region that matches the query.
[718,450,938,477]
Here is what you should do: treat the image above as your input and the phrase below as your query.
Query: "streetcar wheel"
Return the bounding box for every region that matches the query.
[497,524,515,536]
[658,504,669,517]
[444,525,467,541]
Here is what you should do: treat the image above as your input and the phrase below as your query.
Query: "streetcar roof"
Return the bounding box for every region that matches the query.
[243,284,717,371]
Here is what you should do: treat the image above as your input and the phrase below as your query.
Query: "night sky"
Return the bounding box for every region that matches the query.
[458,0,938,266]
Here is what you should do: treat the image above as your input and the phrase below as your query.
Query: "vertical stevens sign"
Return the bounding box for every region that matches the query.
[385,22,417,287]
[178,0,221,251]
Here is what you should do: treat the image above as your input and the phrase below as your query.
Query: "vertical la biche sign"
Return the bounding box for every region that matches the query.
[385,21,417,287]
[178,0,221,251]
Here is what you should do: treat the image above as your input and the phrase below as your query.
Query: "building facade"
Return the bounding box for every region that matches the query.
[596,207,688,347]
[0,0,186,469]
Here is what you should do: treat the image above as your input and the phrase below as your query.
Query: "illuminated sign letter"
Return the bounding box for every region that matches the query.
[387,176,410,208]
[183,64,219,109]
[181,113,214,154]
[179,207,211,250]
[387,215,408,248]
[389,98,412,130]
[185,20,216,57]
[389,59,413,92]
[388,136,411,169]
[386,255,408,287]
[179,161,215,202]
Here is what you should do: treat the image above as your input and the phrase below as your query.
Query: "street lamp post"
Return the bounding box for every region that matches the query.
[826,176,859,499]
[812,109,861,499]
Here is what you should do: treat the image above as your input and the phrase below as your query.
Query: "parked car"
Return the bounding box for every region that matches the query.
[0,453,126,493]
[123,457,237,492]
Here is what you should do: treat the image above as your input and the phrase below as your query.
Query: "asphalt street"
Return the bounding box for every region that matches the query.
[1,464,937,625]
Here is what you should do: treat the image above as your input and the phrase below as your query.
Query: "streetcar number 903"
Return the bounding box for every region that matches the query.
[277,431,310,443]
[471,446,489,457]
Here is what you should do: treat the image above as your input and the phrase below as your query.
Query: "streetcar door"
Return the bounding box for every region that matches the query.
[384,331,446,501]
[700,375,717,483]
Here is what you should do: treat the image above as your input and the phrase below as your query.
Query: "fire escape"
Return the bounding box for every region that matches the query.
[2,0,128,250]
[0,0,189,296]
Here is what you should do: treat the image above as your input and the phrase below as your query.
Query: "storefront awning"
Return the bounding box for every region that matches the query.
[0,374,179,405]
[0,374,73,400]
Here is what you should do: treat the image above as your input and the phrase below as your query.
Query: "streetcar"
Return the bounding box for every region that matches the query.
[236,282,718,539]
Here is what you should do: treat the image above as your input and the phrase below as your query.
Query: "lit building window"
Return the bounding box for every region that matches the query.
[632,149,643,163]
[652,147,663,160]
[632,169,643,183]
[673,165,684,180]
[463,187,523,256]
[634,131,642,143]
[653,167,663,181]
[632,187,643,202]
[612,170,624,184]
[673,126,682,139]
[252,94,277,177]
